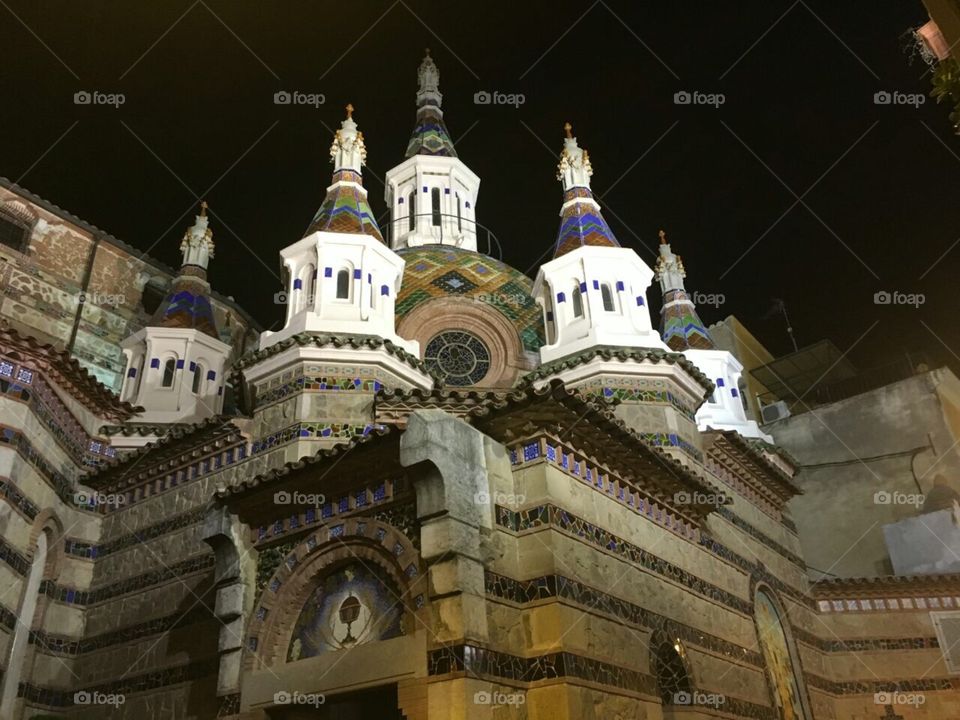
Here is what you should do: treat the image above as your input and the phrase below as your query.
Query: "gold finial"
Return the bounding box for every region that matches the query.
[563,122,573,139]
[345,103,354,119]
[200,200,208,218]
[658,229,667,244]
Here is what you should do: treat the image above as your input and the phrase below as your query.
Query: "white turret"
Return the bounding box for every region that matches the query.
[532,124,667,364]
[384,50,481,251]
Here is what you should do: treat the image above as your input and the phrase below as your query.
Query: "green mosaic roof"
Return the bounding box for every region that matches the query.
[396,246,545,353]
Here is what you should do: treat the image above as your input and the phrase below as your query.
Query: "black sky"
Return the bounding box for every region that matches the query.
[2,1,958,374]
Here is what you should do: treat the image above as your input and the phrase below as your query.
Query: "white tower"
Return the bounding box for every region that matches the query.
[120,203,231,424]
[532,124,667,365]
[259,105,419,357]
[655,231,772,442]
[384,50,480,251]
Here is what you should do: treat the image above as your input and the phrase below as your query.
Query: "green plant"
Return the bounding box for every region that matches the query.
[931,58,960,133]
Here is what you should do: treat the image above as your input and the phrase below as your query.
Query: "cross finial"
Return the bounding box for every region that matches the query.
[564,122,573,139]
[200,200,208,217]
[345,103,354,119]
[659,229,667,244]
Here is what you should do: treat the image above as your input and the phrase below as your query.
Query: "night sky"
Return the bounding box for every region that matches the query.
[2,1,958,375]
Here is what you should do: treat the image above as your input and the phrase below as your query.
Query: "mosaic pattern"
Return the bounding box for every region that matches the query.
[553,187,619,258]
[423,330,491,386]
[304,169,383,241]
[405,105,457,157]
[587,385,698,422]
[640,431,703,463]
[153,280,219,338]
[396,246,544,353]
[660,288,714,351]
[0,426,81,507]
[717,507,804,567]
[250,421,381,454]
[755,590,807,719]
[287,562,403,660]
[254,372,386,409]
[816,594,960,614]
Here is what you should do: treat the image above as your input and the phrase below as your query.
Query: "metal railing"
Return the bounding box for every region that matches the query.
[377,211,503,259]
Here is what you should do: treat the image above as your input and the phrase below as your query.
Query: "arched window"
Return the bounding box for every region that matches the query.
[162,359,176,388]
[431,188,441,226]
[572,287,584,318]
[408,191,416,231]
[456,192,462,232]
[192,364,204,395]
[652,636,692,706]
[370,276,377,310]
[124,356,143,401]
[336,269,350,300]
[0,531,48,717]
[754,588,810,719]
[601,283,615,312]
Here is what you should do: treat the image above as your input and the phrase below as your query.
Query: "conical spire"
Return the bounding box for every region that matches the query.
[404,49,457,158]
[553,123,619,258]
[152,202,219,338]
[304,104,384,241]
[654,229,714,350]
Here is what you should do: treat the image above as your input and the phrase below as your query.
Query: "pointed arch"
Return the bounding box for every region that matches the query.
[161,358,176,388]
[572,286,584,318]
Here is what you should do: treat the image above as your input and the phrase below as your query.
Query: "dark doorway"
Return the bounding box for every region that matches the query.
[266,684,403,719]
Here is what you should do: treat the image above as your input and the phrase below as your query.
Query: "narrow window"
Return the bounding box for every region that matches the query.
[162,359,176,388]
[456,193,462,232]
[431,188,441,226]
[408,191,416,231]
[601,283,615,312]
[0,207,32,253]
[336,269,350,299]
[572,287,583,318]
[192,364,204,395]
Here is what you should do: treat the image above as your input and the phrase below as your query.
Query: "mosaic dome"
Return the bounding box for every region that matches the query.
[395,246,544,353]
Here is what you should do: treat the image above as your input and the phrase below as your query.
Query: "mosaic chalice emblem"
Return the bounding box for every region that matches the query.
[335,595,362,646]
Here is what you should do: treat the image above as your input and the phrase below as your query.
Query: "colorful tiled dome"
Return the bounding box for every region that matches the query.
[396,246,544,353]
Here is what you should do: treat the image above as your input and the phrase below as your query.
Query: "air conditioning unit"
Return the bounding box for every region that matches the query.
[760,401,791,424]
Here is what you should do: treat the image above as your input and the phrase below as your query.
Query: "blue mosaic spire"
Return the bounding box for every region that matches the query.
[404,49,457,158]
[655,230,714,351]
[553,123,619,258]
[305,104,384,242]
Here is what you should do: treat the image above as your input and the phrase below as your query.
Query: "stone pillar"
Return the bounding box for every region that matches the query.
[202,502,253,702]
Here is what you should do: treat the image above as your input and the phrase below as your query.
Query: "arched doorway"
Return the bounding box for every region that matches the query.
[754,586,812,720]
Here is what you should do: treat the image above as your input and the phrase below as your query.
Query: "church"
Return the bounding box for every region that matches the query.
[0,51,957,720]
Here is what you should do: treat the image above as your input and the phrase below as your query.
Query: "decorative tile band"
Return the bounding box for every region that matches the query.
[816,595,960,614]
[802,672,959,697]
[30,605,212,657]
[39,554,214,607]
[716,507,804,567]
[254,373,387,409]
[496,504,753,615]
[0,425,83,507]
[64,507,208,559]
[585,386,698,422]
[427,644,777,720]
[250,421,382,454]
[20,657,219,708]
[639,431,703,463]
[506,435,701,543]
[486,571,764,667]
[0,477,39,520]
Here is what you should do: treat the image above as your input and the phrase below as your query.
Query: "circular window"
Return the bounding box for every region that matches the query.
[423,330,491,386]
